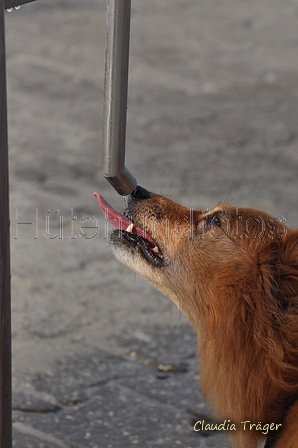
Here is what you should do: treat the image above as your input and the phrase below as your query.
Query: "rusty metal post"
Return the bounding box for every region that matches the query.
[0,1,12,447]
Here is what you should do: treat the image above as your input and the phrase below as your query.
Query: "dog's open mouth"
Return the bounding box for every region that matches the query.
[94,193,163,266]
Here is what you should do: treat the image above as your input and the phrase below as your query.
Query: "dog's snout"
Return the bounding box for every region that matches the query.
[130,185,155,200]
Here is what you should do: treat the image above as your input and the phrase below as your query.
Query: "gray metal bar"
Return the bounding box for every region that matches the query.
[0,0,12,446]
[5,0,36,9]
[102,0,137,196]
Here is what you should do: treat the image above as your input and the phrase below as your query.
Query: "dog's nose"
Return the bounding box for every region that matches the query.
[130,185,155,200]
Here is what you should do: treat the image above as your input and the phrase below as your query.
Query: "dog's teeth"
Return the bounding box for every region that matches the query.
[126,223,134,233]
[152,246,159,253]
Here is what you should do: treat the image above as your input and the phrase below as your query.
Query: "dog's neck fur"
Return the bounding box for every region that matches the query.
[156,232,298,448]
[190,297,297,448]
[173,273,297,448]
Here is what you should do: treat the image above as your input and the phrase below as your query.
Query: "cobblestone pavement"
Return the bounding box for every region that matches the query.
[5,0,298,446]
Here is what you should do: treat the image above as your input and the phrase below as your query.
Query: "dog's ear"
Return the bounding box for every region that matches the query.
[260,230,298,310]
[276,230,298,305]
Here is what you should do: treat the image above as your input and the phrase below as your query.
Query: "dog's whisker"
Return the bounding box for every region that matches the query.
[230,192,256,206]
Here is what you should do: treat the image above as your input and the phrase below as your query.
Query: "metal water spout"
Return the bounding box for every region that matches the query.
[102,0,137,196]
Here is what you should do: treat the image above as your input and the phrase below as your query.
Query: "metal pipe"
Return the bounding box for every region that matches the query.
[0,1,12,446]
[102,0,137,196]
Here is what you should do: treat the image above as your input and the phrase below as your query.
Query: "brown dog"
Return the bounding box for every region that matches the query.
[95,186,298,448]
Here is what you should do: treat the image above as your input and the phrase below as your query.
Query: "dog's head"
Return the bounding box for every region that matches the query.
[95,186,295,329]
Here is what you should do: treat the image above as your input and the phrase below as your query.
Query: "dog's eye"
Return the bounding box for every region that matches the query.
[206,212,221,227]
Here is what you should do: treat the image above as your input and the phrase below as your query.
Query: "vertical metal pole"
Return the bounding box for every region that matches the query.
[0,2,12,447]
[102,0,137,196]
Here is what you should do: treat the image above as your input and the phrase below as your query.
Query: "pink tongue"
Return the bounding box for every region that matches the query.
[94,192,130,230]
[93,192,157,248]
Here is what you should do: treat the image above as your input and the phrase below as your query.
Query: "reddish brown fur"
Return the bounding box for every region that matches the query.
[112,192,298,448]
